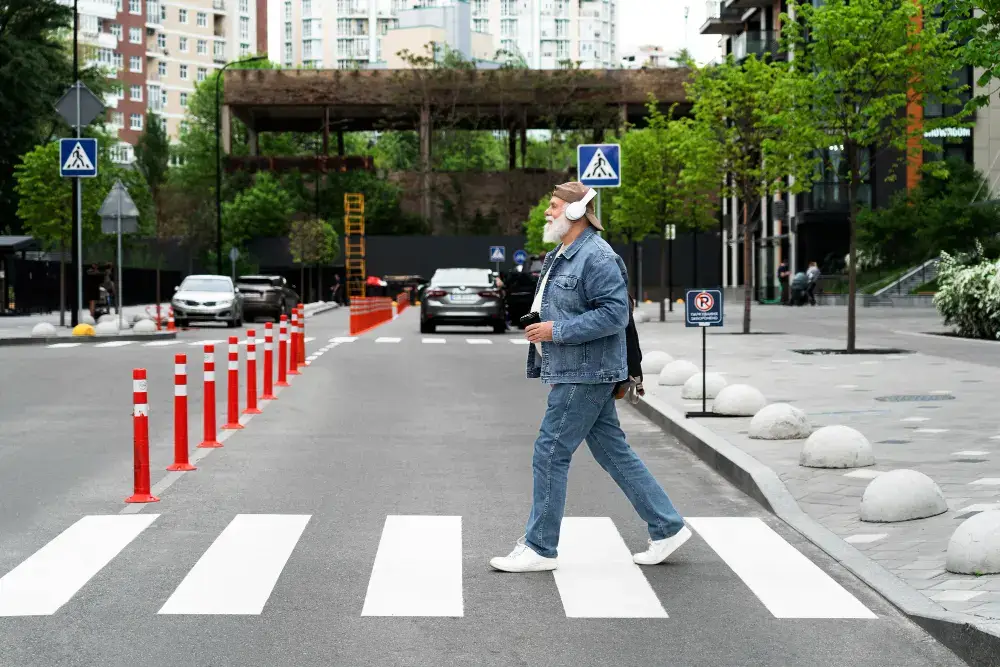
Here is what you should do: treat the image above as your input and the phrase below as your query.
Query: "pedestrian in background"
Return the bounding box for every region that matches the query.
[806,261,821,306]
[777,260,790,305]
[489,181,690,573]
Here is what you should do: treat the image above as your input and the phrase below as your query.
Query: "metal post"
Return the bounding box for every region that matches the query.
[701,326,707,414]
[215,69,224,276]
[72,0,81,327]
[117,191,123,331]
[596,189,602,237]
[668,237,674,312]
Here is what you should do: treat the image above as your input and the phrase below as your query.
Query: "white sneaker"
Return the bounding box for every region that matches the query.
[633,525,692,565]
[489,537,558,572]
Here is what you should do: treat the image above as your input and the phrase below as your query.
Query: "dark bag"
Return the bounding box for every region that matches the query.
[614,296,645,402]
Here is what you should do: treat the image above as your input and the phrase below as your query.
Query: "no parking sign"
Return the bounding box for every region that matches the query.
[685,289,723,328]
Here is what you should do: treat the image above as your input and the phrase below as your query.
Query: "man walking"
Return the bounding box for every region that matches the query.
[490,181,690,573]
[806,261,821,306]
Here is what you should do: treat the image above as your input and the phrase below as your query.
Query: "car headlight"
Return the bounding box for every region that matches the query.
[217,300,232,308]
[171,298,183,307]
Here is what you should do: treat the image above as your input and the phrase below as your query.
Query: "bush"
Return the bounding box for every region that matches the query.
[933,248,1000,339]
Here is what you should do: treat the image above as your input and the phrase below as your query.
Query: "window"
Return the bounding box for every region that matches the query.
[197,12,207,27]
[285,22,292,40]
[240,0,249,12]
[472,0,488,16]
[240,42,250,56]
[129,113,143,130]
[555,19,568,38]
[130,84,142,101]
[110,23,122,40]
[116,0,123,11]
[160,88,168,108]
[111,112,124,127]
[180,64,189,79]
[501,19,517,37]
[197,39,207,55]
[473,19,488,33]
[158,61,167,76]
[157,33,166,49]
[180,92,189,107]
[284,0,291,18]
[303,40,313,58]
[160,3,167,21]
[179,36,188,52]
[501,0,516,16]
[240,16,250,40]
[197,66,207,81]
[303,19,312,38]
[284,43,293,62]
[556,41,569,58]
[129,55,141,72]
[179,8,187,23]
[113,52,123,69]
[302,0,312,16]
[97,47,113,65]
[129,0,140,14]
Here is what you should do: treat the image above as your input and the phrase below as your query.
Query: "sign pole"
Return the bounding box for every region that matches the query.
[117,189,123,331]
[596,190,602,237]
[684,288,724,418]
[701,325,707,414]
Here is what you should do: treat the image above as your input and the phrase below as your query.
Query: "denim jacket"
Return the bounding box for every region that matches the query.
[526,226,630,384]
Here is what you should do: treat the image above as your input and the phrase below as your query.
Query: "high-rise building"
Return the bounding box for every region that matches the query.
[267,0,617,70]
[63,0,261,162]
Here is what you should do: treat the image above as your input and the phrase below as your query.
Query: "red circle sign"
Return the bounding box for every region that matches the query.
[694,292,714,312]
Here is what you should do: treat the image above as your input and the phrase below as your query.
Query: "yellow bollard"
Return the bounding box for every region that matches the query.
[72,323,95,336]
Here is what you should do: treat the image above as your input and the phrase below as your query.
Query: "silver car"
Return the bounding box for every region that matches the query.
[171,275,244,328]
[420,268,505,334]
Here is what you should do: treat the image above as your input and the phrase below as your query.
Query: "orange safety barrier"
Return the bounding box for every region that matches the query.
[396,291,410,316]
[349,297,395,335]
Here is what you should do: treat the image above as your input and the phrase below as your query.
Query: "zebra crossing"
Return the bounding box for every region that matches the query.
[331,336,530,346]
[0,513,877,620]
[43,337,318,350]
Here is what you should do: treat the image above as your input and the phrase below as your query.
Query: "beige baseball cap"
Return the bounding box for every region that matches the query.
[552,181,604,231]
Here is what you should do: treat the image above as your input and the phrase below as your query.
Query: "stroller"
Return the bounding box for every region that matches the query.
[789,271,810,306]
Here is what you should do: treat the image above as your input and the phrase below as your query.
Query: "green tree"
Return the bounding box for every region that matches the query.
[948,1,1000,108]
[523,195,555,256]
[782,0,965,351]
[289,217,339,301]
[134,112,171,306]
[222,172,295,250]
[687,55,815,333]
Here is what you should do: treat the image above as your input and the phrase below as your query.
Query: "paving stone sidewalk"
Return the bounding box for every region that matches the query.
[633,305,1000,621]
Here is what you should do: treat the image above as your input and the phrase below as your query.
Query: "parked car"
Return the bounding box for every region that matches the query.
[504,255,545,328]
[236,275,299,322]
[171,275,243,328]
[420,267,505,334]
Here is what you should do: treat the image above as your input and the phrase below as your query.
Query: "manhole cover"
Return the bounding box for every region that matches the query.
[792,348,912,355]
[875,394,956,402]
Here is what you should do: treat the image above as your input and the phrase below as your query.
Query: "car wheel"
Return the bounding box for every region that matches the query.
[493,322,506,334]
[175,318,188,329]
[420,320,435,334]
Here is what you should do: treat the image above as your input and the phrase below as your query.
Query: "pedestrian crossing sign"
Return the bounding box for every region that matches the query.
[60,138,98,178]
[490,246,505,263]
[577,144,620,188]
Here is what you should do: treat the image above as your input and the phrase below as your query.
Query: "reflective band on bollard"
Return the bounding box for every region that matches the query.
[167,354,196,471]
[277,315,290,387]
[125,368,160,503]
[288,309,301,376]
[262,322,277,400]
[243,329,262,415]
[222,336,243,430]
[198,344,222,448]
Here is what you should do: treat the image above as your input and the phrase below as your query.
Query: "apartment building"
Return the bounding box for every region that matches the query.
[267,0,617,70]
[701,0,976,293]
[620,45,674,69]
[64,0,261,162]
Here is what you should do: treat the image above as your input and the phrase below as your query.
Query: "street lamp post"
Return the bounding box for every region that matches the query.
[215,56,266,275]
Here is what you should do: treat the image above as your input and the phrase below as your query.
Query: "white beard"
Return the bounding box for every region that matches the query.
[543,213,572,244]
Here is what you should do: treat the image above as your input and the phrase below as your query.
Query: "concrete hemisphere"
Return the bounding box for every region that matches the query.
[749,403,812,440]
[681,372,728,400]
[634,310,650,324]
[800,425,875,468]
[859,469,948,522]
[641,350,674,375]
[658,359,699,386]
[98,314,117,325]
[946,511,1000,574]
[71,323,95,337]
[31,322,57,337]
[713,384,767,416]
[94,320,120,337]
[78,311,96,326]
[133,319,158,334]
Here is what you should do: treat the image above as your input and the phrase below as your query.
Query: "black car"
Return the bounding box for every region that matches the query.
[236,275,299,322]
[504,256,544,328]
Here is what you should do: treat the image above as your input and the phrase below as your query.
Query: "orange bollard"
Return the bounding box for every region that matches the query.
[167,308,176,332]
[125,368,160,503]
[288,308,301,376]
[167,354,196,471]
[198,344,222,448]
[243,330,262,415]
[297,305,306,368]
[222,336,243,430]
[262,322,277,400]
[277,315,290,387]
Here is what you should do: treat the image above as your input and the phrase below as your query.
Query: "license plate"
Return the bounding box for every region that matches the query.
[450,294,477,303]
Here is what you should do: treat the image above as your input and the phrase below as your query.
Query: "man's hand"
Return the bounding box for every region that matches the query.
[525,321,554,343]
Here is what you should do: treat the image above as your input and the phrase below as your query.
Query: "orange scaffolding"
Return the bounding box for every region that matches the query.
[344,193,366,299]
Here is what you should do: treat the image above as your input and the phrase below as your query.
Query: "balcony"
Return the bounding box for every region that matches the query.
[212,0,226,12]
[723,0,773,11]
[214,43,227,63]
[734,30,780,62]
[804,182,872,213]
[77,0,118,20]
[700,0,743,35]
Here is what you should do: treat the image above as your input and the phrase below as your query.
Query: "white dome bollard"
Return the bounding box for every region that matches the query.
[78,311,96,326]
[98,313,118,325]
[31,322,57,337]
[94,320,120,337]
[658,360,700,386]
[946,511,1000,574]
[641,351,674,375]
[713,384,767,416]
[860,469,948,522]
[681,372,727,400]
[800,425,875,468]
[749,403,812,440]
[634,310,650,323]
[133,318,158,334]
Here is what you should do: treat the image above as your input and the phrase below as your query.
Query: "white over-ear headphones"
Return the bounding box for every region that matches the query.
[565,188,597,222]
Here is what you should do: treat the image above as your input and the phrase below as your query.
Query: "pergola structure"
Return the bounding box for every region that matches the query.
[221,67,692,220]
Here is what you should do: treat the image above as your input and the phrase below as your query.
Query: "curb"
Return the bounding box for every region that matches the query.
[0,331,178,347]
[303,303,340,318]
[631,392,1000,667]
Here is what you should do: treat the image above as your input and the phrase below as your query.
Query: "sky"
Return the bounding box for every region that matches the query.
[617,0,723,65]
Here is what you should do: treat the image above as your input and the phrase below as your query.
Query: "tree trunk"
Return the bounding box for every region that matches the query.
[743,199,752,334]
[847,143,860,353]
[300,265,305,301]
[316,263,322,303]
[659,226,666,322]
[59,239,66,327]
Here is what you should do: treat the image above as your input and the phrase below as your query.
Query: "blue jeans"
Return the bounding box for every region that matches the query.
[524,383,687,558]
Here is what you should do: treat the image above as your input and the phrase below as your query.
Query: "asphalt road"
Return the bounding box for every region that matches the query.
[0,309,968,667]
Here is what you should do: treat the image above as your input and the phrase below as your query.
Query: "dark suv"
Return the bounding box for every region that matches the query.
[236,275,299,322]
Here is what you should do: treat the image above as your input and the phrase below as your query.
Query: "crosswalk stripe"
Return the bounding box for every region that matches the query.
[466,339,492,345]
[304,337,315,343]
[553,517,667,618]
[142,340,181,347]
[375,337,401,344]
[46,343,81,349]
[687,517,877,619]
[0,515,158,616]
[362,515,463,617]
[330,337,356,343]
[422,338,446,344]
[189,339,224,347]
[95,341,133,348]
[158,514,310,615]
